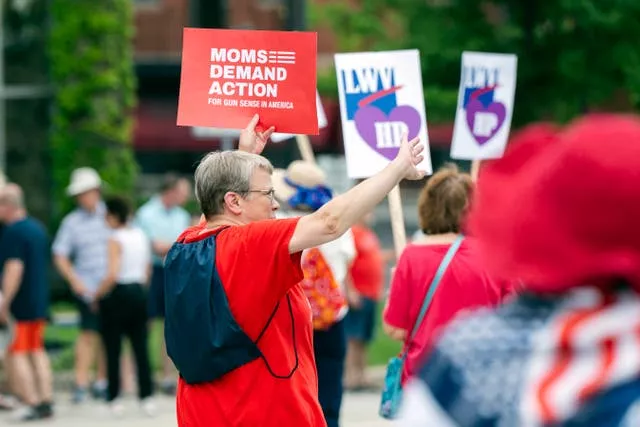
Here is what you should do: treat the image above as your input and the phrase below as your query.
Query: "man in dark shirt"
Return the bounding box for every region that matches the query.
[0,184,53,420]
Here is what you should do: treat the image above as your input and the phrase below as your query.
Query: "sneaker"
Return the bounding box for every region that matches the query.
[10,405,40,422]
[140,397,157,418]
[36,401,54,418]
[160,380,176,396]
[71,387,87,404]
[91,381,108,400]
[108,400,125,418]
[0,394,18,411]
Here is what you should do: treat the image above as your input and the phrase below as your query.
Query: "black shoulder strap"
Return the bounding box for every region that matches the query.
[254,295,299,380]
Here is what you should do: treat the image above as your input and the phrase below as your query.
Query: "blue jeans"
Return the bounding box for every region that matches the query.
[313,319,347,427]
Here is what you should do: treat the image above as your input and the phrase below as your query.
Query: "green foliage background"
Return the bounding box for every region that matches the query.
[49,0,139,223]
[311,0,640,126]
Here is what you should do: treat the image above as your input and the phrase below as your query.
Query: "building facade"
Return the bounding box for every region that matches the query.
[132,0,347,175]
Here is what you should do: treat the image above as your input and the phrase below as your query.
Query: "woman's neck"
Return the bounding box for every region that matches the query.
[205,215,244,229]
[415,232,458,246]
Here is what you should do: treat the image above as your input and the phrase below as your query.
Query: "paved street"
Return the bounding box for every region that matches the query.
[0,391,393,426]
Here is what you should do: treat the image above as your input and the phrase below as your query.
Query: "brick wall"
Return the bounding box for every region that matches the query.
[134,0,189,60]
[133,0,336,66]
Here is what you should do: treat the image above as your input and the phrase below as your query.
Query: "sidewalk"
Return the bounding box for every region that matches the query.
[50,366,389,392]
[0,365,391,425]
[0,389,393,427]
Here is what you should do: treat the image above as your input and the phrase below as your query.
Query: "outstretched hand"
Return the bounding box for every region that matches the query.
[394,132,426,180]
[239,114,275,155]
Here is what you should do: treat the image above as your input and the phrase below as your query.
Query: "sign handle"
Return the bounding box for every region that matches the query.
[295,134,316,163]
[387,185,407,259]
[470,159,481,182]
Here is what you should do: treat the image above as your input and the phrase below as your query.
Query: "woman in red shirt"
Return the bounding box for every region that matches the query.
[167,117,427,427]
[383,164,511,384]
[344,212,392,391]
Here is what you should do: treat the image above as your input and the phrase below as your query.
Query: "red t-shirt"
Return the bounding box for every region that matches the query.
[175,218,326,427]
[350,224,384,300]
[383,239,511,383]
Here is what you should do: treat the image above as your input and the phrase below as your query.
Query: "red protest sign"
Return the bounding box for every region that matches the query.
[177,28,318,135]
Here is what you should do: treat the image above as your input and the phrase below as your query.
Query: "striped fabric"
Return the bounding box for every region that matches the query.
[397,288,640,427]
[52,203,110,292]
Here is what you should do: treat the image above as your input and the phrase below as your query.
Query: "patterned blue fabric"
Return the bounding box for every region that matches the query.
[52,202,110,292]
[404,290,640,427]
[380,354,405,418]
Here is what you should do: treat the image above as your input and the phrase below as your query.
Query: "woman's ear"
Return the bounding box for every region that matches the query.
[223,192,243,215]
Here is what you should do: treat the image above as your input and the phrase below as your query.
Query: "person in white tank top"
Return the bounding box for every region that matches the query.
[93,196,155,417]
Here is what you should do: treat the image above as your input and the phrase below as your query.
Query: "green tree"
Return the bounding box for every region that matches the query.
[49,0,138,222]
[311,0,640,125]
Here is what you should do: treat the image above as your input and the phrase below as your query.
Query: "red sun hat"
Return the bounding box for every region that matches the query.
[468,114,640,294]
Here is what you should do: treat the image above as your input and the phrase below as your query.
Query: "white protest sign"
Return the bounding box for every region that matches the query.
[450,51,518,160]
[335,49,432,179]
[270,91,328,142]
[191,127,240,139]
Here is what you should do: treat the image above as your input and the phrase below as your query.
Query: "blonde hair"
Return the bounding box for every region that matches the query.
[417,163,473,234]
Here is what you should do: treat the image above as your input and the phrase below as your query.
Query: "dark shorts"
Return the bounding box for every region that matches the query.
[148,265,165,319]
[75,297,99,332]
[344,297,377,343]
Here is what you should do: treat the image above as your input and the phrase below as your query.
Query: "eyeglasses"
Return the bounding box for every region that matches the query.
[245,188,276,202]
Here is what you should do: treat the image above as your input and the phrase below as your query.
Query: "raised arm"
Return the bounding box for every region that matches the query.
[288,134,425,254]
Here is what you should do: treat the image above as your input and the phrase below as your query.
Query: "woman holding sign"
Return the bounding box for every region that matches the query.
[164,115,425,427]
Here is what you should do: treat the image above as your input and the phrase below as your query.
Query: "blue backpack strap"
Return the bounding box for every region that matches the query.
[164,227,299,384]
[408,235,465,342]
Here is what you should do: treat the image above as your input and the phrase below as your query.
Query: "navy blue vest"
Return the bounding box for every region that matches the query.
[163,230,298,385]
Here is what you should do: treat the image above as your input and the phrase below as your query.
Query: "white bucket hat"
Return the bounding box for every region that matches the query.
[66,167,102,197]
[273,161,328,202]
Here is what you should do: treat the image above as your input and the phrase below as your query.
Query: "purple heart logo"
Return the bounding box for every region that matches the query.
[353,105,421,160]
[465,99,506,145]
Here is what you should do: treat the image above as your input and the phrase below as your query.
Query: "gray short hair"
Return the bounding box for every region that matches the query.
[194,151,273,218]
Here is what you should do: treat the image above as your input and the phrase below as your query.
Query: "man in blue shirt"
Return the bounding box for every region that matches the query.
[135,173,191,394]
[0,184,53,421]
[52,167,110,402]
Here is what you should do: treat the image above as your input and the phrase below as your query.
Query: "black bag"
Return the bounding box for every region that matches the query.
[164,230,297,385]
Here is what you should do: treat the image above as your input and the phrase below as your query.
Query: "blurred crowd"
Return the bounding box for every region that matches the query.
[0,114,640,427]
[0,168,195,421]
